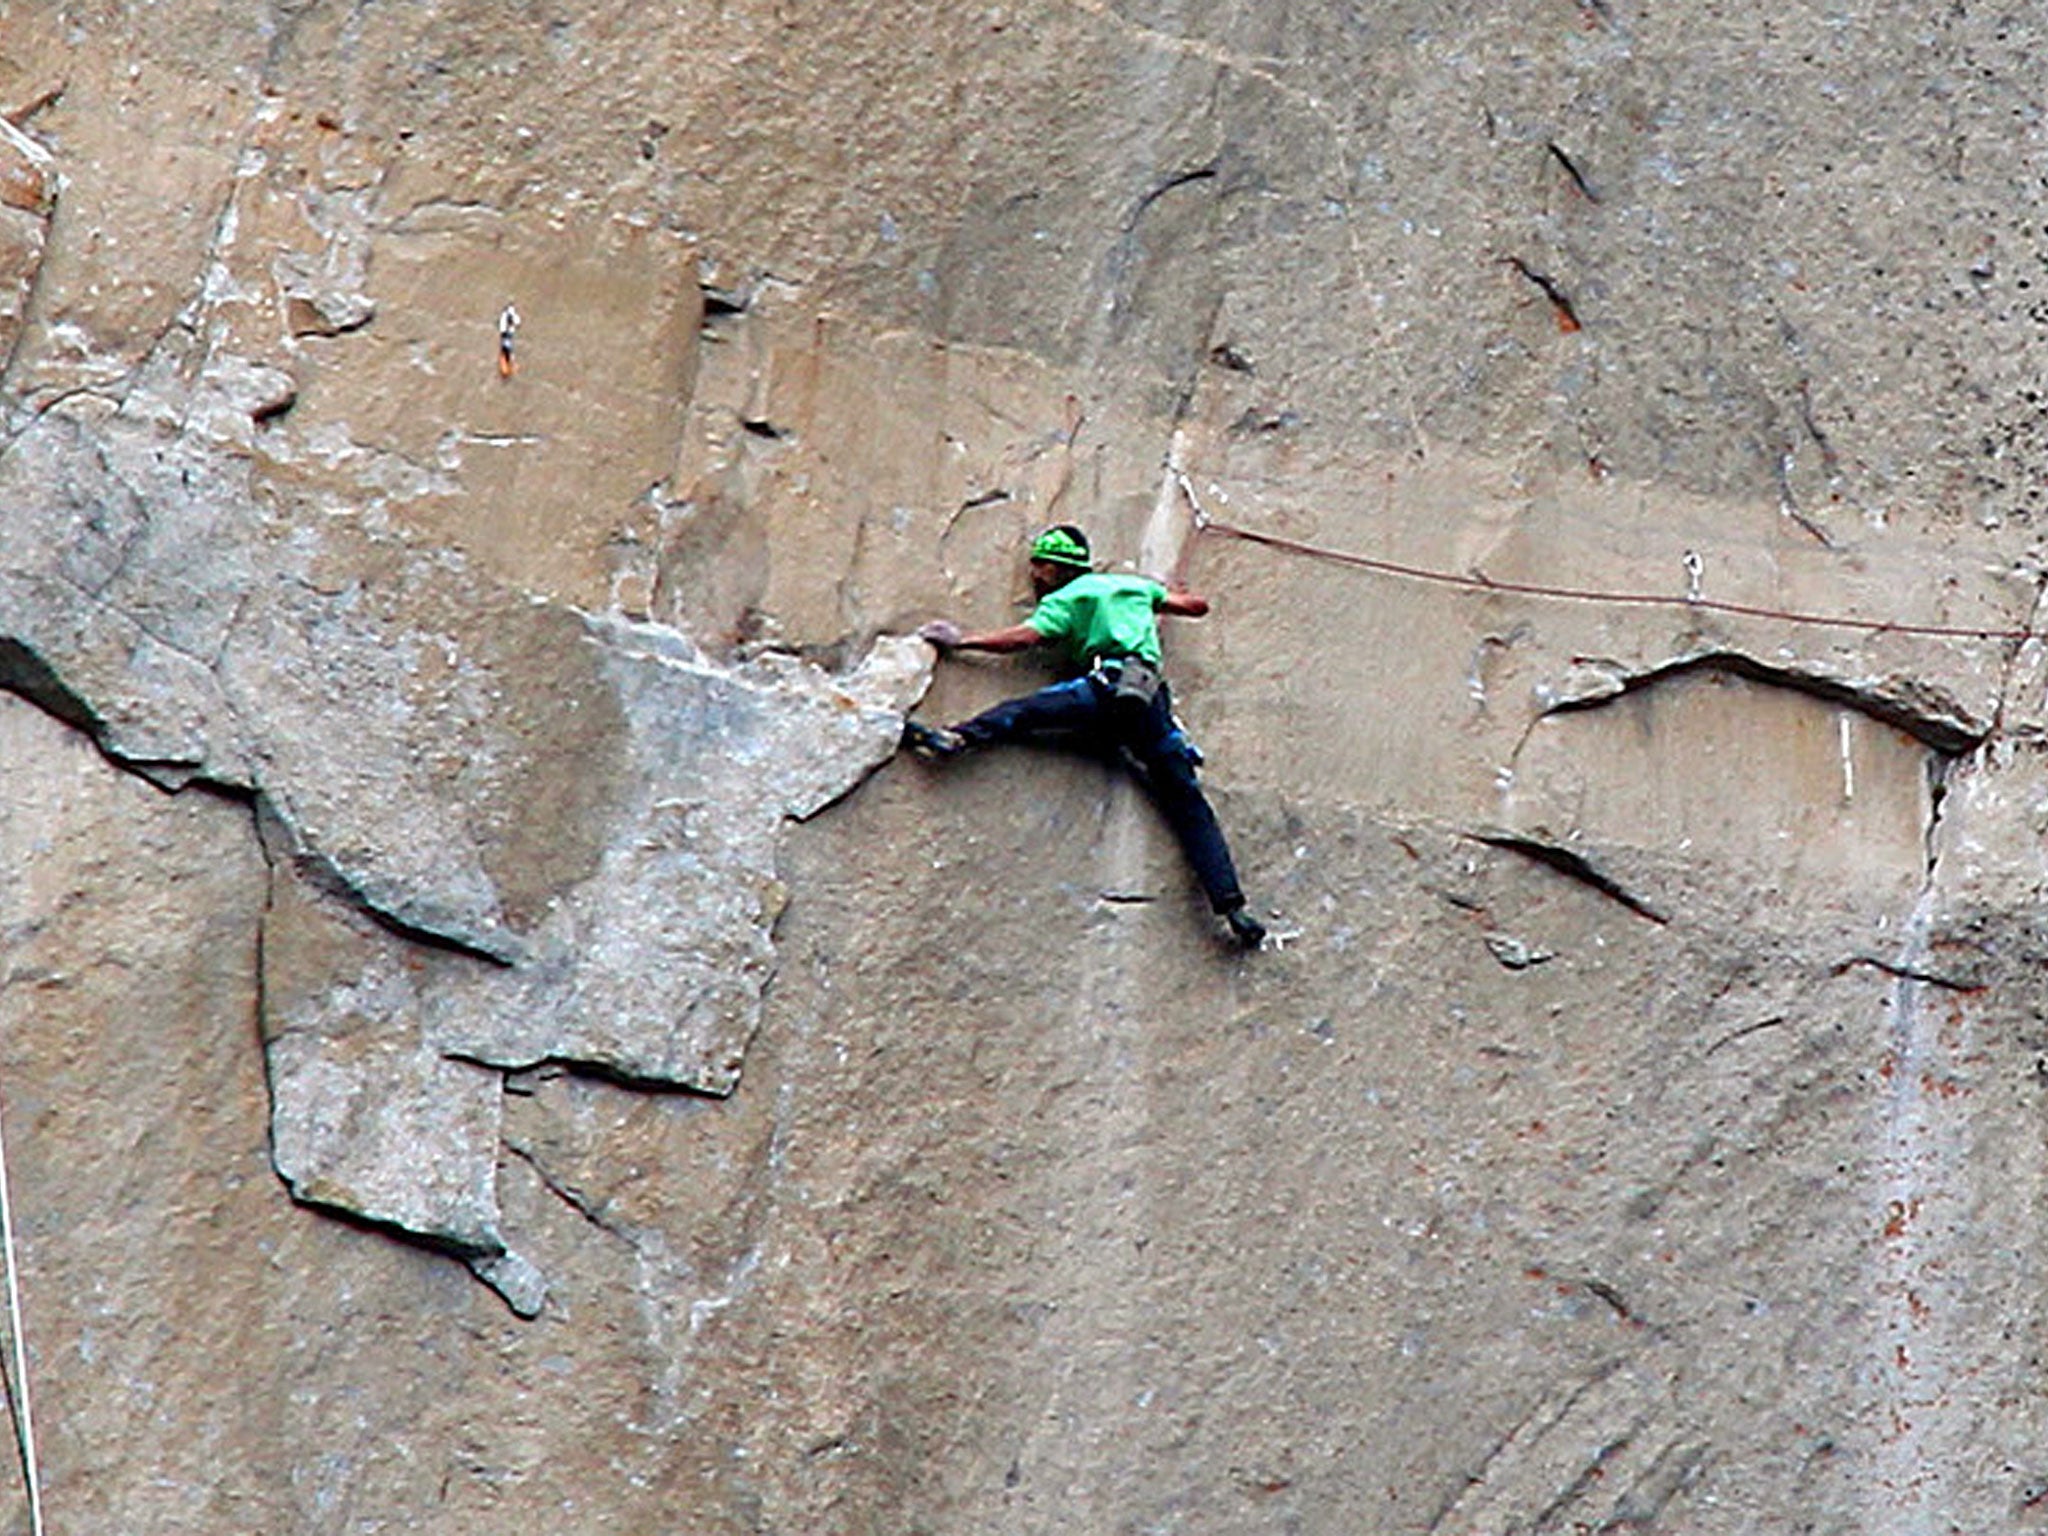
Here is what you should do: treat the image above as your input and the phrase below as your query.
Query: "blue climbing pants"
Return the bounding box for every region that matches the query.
[951,674,1249,914]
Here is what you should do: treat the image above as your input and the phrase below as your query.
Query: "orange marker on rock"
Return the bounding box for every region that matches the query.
[497,302,520,378]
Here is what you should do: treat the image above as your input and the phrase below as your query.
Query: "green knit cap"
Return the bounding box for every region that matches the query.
[1029,525,1092,568]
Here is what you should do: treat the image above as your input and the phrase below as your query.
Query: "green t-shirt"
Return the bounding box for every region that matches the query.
[1027,571,1167,668]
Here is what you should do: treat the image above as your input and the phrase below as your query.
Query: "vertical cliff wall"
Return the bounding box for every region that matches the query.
[0,3,2045,1531]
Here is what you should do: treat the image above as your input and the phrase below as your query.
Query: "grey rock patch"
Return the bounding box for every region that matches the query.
[1484,931,1554,970]
[260,855,509,1256]
[422,622,931,1092]
[468,1250,550,1319]
[264,1029,506,1254]
[251,617,929,1287]
[2,373,933,1291]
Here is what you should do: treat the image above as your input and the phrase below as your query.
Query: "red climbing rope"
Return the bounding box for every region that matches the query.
[1187,499,2035,643]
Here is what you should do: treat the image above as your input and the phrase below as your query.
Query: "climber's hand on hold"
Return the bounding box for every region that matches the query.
[918,620,964,651]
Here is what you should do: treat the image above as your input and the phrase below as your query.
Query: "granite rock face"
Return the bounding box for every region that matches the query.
[0,2,2046,1532]
[0,119,53,381]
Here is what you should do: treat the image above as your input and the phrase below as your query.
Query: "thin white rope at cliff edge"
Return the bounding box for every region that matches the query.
[0,1081,45,1536]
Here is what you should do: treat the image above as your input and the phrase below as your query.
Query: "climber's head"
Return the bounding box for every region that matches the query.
[1028,524,1091,595]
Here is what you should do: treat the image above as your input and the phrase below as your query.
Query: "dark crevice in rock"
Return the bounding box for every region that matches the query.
[1532,1435,1633,1531]
[503,1140,639,1249]
[1123,160,1220,234]
[249,386,297,425]
[1424,1358,1632,1535]
[254,798,520,969]
[1467,830,1671,925]
[1795,378,1843,483]
[349,890,520,968]
[700,284,749,318]
[1207,341,1254,373]
[787,756,892,825]
[1576,1276,1645,1327]
[1227,406,1306,436]
[285,294,374,338]
[129,763,250,801]
[1616,1442,1714,1525]
[1773,460,1837,547]
[1547,142,1601,203]
[458,1049,734,1100]
[0,654,238,797]
[1831,954,1983,993]
[1504,255,1582,332]
[1923,756,1953,882]
[3,83,65,127]
[283,1186,502,1264]
[1703,1016,1786,1057]
[1544,652,1985,755]
[0,637,101,737]
[1105,158,1223,339]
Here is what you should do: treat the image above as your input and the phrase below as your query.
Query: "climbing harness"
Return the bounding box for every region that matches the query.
[1094,654,1163,711]
[0,1082,43,1536]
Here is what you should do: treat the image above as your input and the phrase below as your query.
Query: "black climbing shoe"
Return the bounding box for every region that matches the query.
[902,720,966,761]
[1223,907,1267,950]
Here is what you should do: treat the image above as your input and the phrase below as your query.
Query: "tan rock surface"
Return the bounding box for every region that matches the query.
[0,1,2045,1531]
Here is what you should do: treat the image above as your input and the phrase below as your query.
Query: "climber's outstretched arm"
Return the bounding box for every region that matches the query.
[919,620,1044,655]
[1160,590,1210,618]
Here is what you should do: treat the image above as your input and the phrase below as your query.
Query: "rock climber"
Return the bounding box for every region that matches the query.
[902,523,1267,950]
